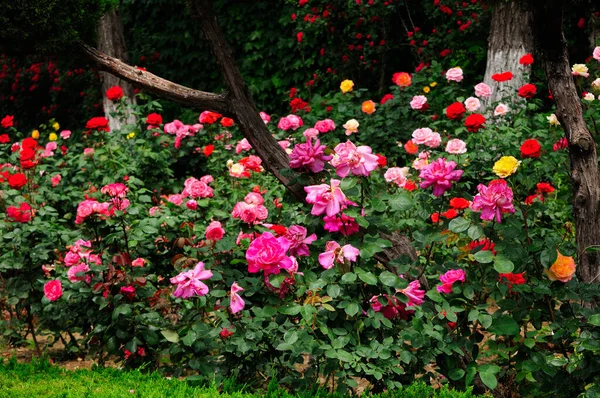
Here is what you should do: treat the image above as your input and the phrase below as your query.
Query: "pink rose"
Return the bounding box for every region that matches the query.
[411,127,434,145]
[277,117,292,131]
[445,67,463,82]
[494,103,510,116]
[60,130,72,139]
[474,83,491,98]
[206,220,225,241]
[303,128,319,139]
[131,258,146,267]
[44,280,63,301]
[437,269,466,294]
[236,138,252,154]
[186,200,198,210]
[384,167,409,187]
[182,177,213,198]
[445,139,467,154]
[318,241,360,269]
[167,194,183,206]
[259,111,271,124]
[68,263,91,283]
[594,46,600,61]
[314,119,335,133]
[83,148,95,156]
[246,232,293,274]
[464,97,481,112]
[424,132,441,148]
[286,114,303,130]
[229,282,245,313]
[410,95,428,110]
[170,262,213,298]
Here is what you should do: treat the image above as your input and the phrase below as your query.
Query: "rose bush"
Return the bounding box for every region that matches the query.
[1,47,600,397]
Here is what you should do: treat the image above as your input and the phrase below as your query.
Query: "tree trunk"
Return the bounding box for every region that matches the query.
[482,2,534,108]
[531,0,600,285]
[97,8,137,130]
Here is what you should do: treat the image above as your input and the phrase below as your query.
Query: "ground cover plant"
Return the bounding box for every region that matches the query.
[1,1,600,398]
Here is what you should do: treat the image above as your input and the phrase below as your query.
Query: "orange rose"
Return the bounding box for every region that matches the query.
[546,251,576,282]
[392,72,412,87]
[362,100,376,115]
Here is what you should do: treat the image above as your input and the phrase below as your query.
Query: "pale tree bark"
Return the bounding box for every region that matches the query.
[482,2,534,108]
[97,8,137,130]
[531,0,600,285]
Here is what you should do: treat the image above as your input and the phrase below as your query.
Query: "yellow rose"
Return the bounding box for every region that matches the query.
[126,132,136,140]
[430,82,437,87]
[492,156,521,178]
[343,119,359,134]
[52,122,60,131]
[547,114,560,126]
[361,100,376,115]
[340,79,354,94]
[545,251,576,282]
[423,86,431,93]
[48,133,58,141]
[31,130,40,139]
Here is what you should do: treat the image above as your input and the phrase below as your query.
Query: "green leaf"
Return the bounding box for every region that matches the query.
[588,314,600,326]
[327,284,341,298]
[489,315,520,336]
[389,194,413,211]
[467,224,484,240]
[358,270,378,285]
[479,371,498,389]
[448,368,465,380]
[112,304,131,320]
[474,250,494,264]
[336,350,354,362]
[341,273,357,284]
[379,271,399,287]
[493,255,515,273]
[345,302,360,317]
[161,330,180,343]
[449,218,470,233]
[284,330,298,345]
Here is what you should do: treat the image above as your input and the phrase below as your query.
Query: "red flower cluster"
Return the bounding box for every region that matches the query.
[446,102,466,120]
[380,93,394,104]
[7,202,32,223]
[220,117,234,127]
[199,111,222,124]
[290,97,310,113]
[106,86,124,101]
[449,197,470,209]
[239,155,262,172]
[1,115,14,128]
[524,182,555,205]
[518,83,537,99]
[491,71,513,82]
[520,138,541,158]
[499,273,526,291]
[86,116,110,132]
[0,134,9,144]
[464,113,485,132]
[20,137,38,169]
[553,137,568,152]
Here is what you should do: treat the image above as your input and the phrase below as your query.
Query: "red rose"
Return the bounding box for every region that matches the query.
[106,86,124,101]
[404,181,417,191]
[146,113,162,126]
[431,212,440,223]
[449,197,470,209]
[297,32,304,42]
[0,134,9,143]
[380,93,394,104]
[203,144,214,157]
[220,117,234,127]
[446,102,466,120]
[86,116,110,132]
[519,53,534,65]
[536,182,554,194]
[469,238,496,255]
[22,138,38,149]
[269,225,288,236]
[199,111,222,124]
[491,71,513,82]
[520,138,541,158]
[1,115,14,128]
[441,209,458,219]
[524,194,542,205]
[464,113,486,132]
[8,173,27,189]
[518,83,537,99]
[7,202,32,223]
[376,154,387,167]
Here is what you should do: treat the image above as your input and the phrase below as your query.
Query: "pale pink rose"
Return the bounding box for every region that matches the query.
[464,97,481,112]
[384,167,409,187]
[594,46,600,61]
[318,241,360,270]
[131,258,146,267]
[424,132,441,148]
[304,179,350,217]
[445,67,463,82]
[494,103,510,116]
[445,139,467,154]
[411,151,430,171]
[189,123,203,133]
[68,263,91,283]
[411,128,434,145]
[229,282,245,313]
[170,262,213,298]
[186,200,198,210]
[303,128,320,139]
[474,82,491,98]
[44,280,63,301]
[330,141,379,177]
[236,138,252,154]
[60,130,72,139]
[149,207,161,216]
[410,95,428,110]
[200,175,214,184]
[83,148,94,156]
[287,114,303,130]
[259,112,271,124]
[206,221,225,241]
[164,119,185,135]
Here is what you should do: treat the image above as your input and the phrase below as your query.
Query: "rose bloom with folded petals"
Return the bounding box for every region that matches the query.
[8,173,27,189]
[399,280,425,306]
[205,221,225,241]
[571,64,589,78]
[437,269,466,294]
[404,140,418,154]
[518,83,537,99]
[493,156,521,178]
[106,86,124,101]
[410,95,428,110]
[229,282,245,313]
[521,139,541,158]
[330,140,379,177]
[199,111,222,124]
[290,138,332,173]
[361,100,376,115]
[546,252,576,282]
[384,167,410,187]
[594,46,600,61]
[318,241,360,269]
[246,232,293,274]
[449,197,470,209]
[284,225,317,257]
[419,158,463,196]
[474,82,491,98]
[342,119,359,135]
[492,71,513,82]
[101,182,128,198]
[392,72,412,87]
[494,103,510,116]
[445,67,463,82]
[7,202,32,223]
[465,114,486,132]
[446,102,466,120]
[304,179,349,217]
[445,139,467,154]
[170,261,213,298]
[314,119,335,133]
[131,258,146,267]
[340,79,354,93]
[470,179,515,222]
[68,263,91,283]
[182,177,213,198]
[146,113,162,127]
[1,115,14,128]
[464,97,481,112]
[44,280,63,301]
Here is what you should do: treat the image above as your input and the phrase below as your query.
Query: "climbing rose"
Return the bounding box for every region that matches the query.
[445,102,466,120]
[7,202,32,223]
[229,282,245,313]
[246,232,293,274]
[518,83,537,99]
[44,280,63,301]
[474,83,491,98]
[232,192,268,224]
[330,140,379,177]
[520,139,542,158]
[8,173,27,189]
[68,263,90,283]
[546,252,576,283]
[304,179,349,217]
[289,138,332,173]
[199,111,222,124]
[1,115,14,128]
[101,182,128,198]
[464,114,486,132]
[318,241,360,270]
[519,53,534,65]
[437,269,466,294]
[146,113,162,127]
[445,67,463,82]
[470,179,515,223]
[399,280,426,306]
[182,177,213,198]
[205,221,225,241]
[419,158,463,197]
[278,114,304,131]
[170,262,213,298]
[106,86,124,101]
[314,119,335,133]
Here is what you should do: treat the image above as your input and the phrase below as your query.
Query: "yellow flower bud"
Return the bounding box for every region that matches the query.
[48,133,58,141]
[340,79,354,94]
[52,122,60,131]
[31,130,40,139]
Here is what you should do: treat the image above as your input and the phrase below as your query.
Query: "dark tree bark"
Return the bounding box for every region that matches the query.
[531,0,600,284]
[97,8,137,129]
[482,2,534,108]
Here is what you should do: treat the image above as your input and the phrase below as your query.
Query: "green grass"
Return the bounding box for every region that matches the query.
[0,358,480,397]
